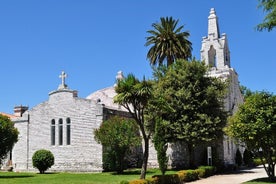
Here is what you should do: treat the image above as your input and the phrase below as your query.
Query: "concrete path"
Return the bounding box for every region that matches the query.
[188,166,267,184]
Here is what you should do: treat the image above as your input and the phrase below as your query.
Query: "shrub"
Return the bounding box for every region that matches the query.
[243,149,254,166]
[178,169,199,182]
[195,168,206,178]
[32,149,54,174]
[151,174,180,184]
[197,166,216,177]
[235,149,243,166]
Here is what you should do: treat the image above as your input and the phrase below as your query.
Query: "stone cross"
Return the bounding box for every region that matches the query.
[58,71,68,89]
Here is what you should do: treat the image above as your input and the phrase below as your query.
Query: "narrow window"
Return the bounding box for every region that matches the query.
[59,119,63,145]
[66,118,71,145]
[51,119,55,145]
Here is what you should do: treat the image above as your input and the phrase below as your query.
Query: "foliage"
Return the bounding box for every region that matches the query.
[235,149,243,167]
[32,149,54,174]
[0,114,19,163]
[151,59,227,167]
[145,16,192,67]
[225,91,276,181]
[151,174,181,184]
[257,0,276,31]
[152,118,168,176]
[197,166,216,178]
[243,149,254,166]
[94,116,141,173]
[114,74,154,179]
[177,170,199,182]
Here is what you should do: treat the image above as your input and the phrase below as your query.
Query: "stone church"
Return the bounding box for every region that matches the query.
[2,8,243,172]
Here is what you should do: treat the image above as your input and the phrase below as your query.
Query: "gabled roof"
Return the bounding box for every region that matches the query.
[0,112,17,119]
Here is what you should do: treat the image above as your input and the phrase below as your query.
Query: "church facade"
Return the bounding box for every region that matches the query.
[2,8,243,172]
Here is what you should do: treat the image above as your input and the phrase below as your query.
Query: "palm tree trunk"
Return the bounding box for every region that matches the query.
[140,137,149,179]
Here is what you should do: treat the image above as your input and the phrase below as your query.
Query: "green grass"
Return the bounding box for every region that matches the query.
[243,177,275,184]
[0,169,177,184]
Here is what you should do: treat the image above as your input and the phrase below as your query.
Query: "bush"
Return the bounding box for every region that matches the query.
[243,149,254,167]
[197,166,216,177]
[32,149,54,174]
[235,149,242,167]
[178,169,199,182]
[151,174,180,184]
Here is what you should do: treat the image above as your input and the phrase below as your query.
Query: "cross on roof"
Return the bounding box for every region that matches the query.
[58,71,68,89]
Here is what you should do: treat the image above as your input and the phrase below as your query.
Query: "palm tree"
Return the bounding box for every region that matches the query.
[114,74,153,179]
[145,16,192,67]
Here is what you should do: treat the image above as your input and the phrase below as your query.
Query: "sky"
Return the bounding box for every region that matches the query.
[0,0,276,114]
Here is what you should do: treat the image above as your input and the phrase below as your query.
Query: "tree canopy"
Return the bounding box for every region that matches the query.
[114,74,153,179]
[145,16,192,67]
[151,59,227,167]
[225,91,276,181]
[257,0,276,31]
[94,116,141,173]
[0,114,18,163]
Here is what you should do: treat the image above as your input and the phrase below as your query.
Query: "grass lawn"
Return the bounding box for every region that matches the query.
[243,177,275,184]
[0,169,176,184]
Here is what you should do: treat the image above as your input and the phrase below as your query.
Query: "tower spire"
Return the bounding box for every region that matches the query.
[208,8,220,39]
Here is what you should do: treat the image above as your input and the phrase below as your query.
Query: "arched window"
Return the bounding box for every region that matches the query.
[208,45,217,67]
[66,118,71,145]
[58,119,63,145]
[51,119,55,145]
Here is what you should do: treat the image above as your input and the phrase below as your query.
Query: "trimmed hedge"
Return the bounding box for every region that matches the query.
[123,166,216,184]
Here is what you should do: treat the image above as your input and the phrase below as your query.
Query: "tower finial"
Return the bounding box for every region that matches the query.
[208,8,220,39]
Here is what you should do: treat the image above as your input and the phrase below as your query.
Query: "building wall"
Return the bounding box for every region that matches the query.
[12,89,104,172]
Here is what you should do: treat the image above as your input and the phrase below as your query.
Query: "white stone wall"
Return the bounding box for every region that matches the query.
[12,89,104,172]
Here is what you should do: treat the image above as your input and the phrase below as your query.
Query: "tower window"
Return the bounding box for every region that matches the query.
[66,118,71,145]
[58,119,63,145]
[51,119,55,145]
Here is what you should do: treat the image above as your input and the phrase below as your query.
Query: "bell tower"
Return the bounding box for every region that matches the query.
[201,8,230,69]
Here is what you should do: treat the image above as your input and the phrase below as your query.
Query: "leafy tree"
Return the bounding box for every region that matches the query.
[225,91,276,181]
[257,0,276,31]
[153,118,168,175]
[32,149,54,174]
[0,114,18,164]
[114,74,153,179]
[145,16,192,67]
[94,116,141,174]
[152,59,227,168]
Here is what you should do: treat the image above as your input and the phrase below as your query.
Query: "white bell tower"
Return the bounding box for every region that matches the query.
[201,8,230,69]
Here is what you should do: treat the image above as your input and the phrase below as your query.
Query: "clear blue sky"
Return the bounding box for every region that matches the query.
[1,0,276,114]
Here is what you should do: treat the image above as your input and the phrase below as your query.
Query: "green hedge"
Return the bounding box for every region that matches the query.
[123,166,216,184]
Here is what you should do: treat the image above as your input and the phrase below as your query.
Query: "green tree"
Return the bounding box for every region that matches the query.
[32,149,54,174]
[152,59,227,168]
[145,16,192,67]
[0,114,18,164]
[153,118,168,176]
[257,0,276,31]
[114,74,153,179]
[225,91,276,181]
[94,116,141,174]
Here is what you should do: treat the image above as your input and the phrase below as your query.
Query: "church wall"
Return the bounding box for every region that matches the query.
[13,90,104,172]
[12,114,29,171]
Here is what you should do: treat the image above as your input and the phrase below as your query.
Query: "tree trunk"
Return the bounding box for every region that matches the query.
[140,137,149,179]
[266,163,276,182]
